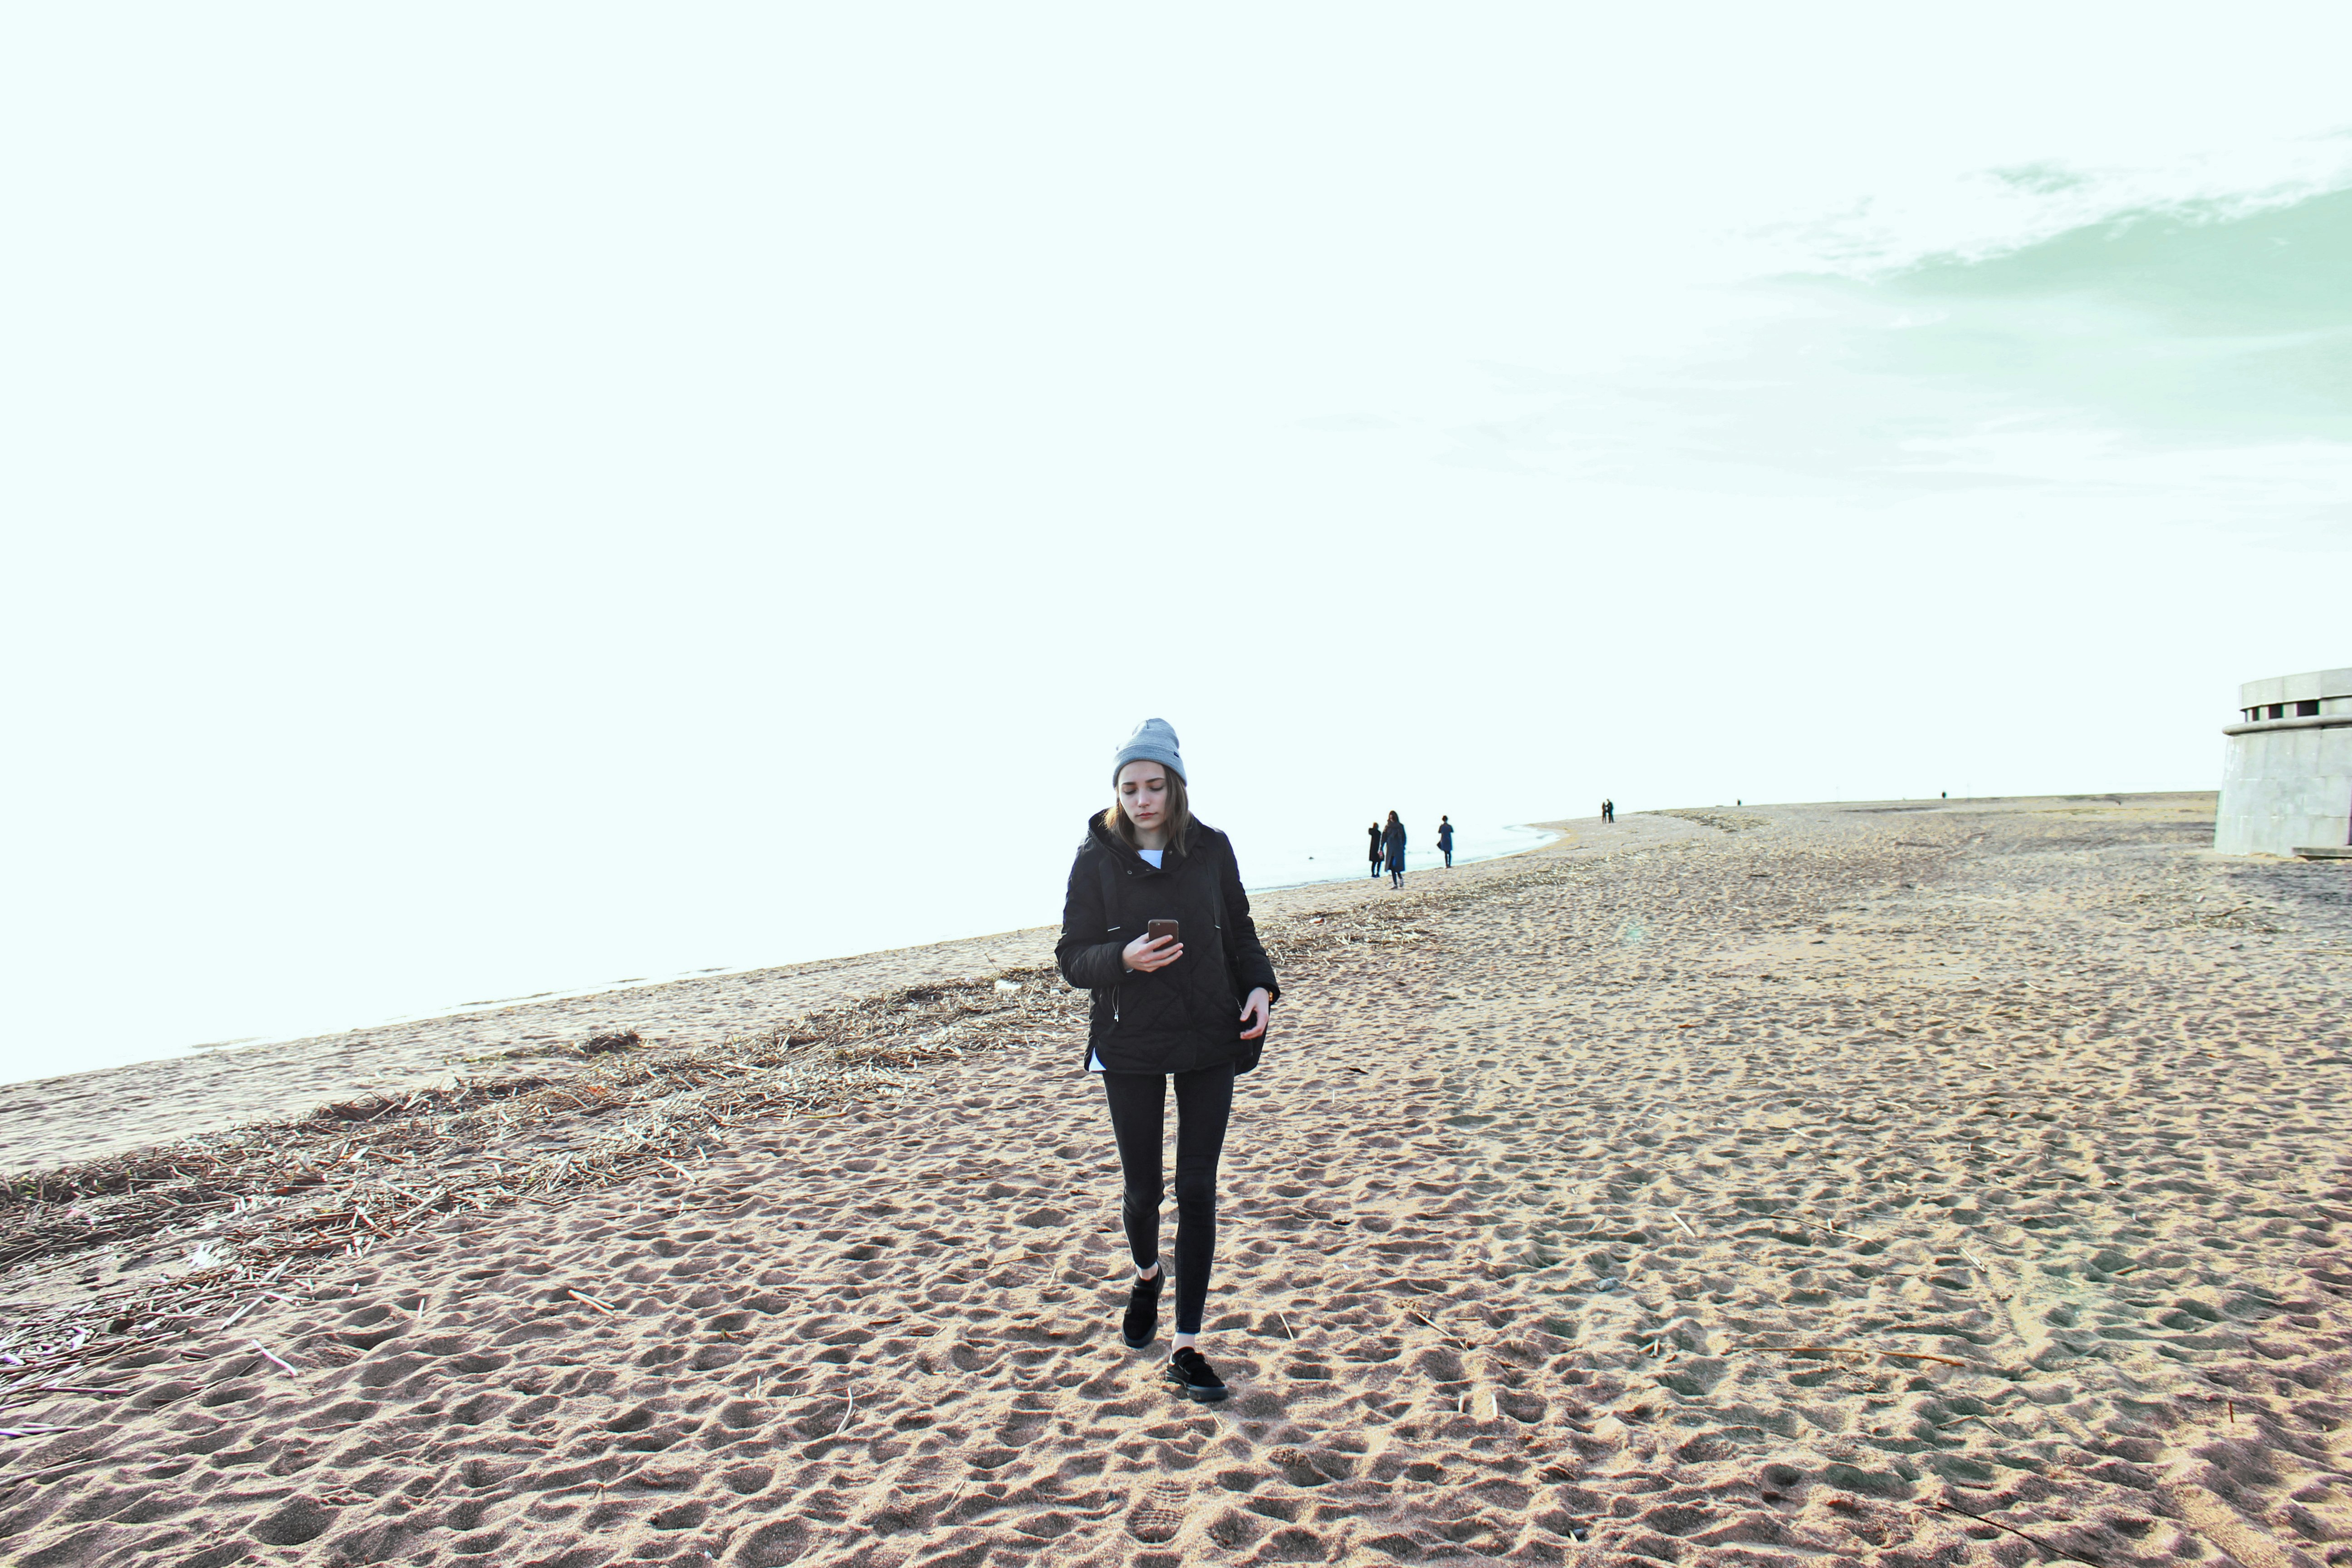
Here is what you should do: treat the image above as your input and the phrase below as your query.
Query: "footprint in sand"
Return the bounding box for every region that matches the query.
[1124,1480,1190,1543]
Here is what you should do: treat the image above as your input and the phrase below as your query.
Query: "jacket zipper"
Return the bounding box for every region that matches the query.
[1107,923,1122,1027]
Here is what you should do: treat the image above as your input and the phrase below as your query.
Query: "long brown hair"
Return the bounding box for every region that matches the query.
[1102,767,1194,857]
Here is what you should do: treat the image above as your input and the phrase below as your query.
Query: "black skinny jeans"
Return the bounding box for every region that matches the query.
[1100,1063,1234,1336]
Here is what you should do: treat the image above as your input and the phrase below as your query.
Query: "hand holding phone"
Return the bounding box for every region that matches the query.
[1239,986,1271,1040]
[1123,923,1183,972]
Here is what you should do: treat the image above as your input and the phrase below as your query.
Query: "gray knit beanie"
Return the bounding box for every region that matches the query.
[1111,717,1186,784]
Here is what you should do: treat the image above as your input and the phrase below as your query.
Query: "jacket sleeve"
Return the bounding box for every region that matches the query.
[1219,836,1280,1004]
[1056,845,1129,990]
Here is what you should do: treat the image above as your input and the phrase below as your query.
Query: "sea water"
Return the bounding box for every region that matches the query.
[0,821,1562,1088]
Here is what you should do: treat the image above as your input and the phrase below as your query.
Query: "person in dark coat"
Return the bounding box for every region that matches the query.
[1382,810,1406,887]
[1367,821,1384,878]
[1057,718,1277,1404]
[1436,815,1455,868]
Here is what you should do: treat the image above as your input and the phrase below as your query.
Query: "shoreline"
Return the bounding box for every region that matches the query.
[0,823,1567,1103]
[0,815,1620,1174]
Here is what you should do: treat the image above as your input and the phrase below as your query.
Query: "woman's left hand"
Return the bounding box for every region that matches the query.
[1239,988,1271,1040]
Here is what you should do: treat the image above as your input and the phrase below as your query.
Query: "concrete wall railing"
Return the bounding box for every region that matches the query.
[2235,665,2352,724]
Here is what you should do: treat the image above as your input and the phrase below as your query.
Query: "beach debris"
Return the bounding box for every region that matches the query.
[181,1240,233,1273]
[565,1288,617,1315]
[1769,1212,1867,1242]
[583,1031,641,1055]
[0,910,1383,1392]
[1403,1308,1470,1349]
[246,1339,297,1375]
[1770,1345,1968,1369]
[1925,1499,2103,1566]
[1669,1210,1697,1238]
[993,979,1022,993]
[0,972,1037,1279]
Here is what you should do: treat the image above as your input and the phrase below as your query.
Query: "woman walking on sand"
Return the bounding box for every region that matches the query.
[1383,810,1406,887]
[1367,820,1384,879]
[1058,719,1278,1403]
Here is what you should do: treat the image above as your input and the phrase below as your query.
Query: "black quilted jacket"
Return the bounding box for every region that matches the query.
[1055,814,1281,1075]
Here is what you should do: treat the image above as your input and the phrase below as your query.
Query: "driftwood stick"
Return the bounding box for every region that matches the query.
[246,1340,298,1375]
[1926,1499,2102,1567]
[1404,1309,1470,1350]
[1771,1345,1969,1368]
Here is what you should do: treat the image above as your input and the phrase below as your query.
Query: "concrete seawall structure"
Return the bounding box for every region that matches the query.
[2216,666,2352,856]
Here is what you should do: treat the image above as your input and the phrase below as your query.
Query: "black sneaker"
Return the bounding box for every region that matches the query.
[1120,1268,1164,1350]
[1164,1346,1228,1402]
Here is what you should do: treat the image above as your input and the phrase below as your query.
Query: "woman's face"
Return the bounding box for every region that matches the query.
[1117,761,1171,833]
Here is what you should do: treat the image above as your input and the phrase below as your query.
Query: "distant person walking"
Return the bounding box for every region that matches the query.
[1436,815,1455,868]
[1383,810,1406,887]
[1602,798,1614,823]
[1367,821,1384,879]
[1056,719,1278,1405]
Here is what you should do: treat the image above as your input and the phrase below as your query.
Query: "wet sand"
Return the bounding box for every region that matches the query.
[5,793,2351,1567]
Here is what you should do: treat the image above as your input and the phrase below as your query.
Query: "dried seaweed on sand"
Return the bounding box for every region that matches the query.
[0,868,1607,1426]
[0,961,1112,1398]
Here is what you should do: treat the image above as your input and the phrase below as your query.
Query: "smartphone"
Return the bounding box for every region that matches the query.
[1147,919,1180,944]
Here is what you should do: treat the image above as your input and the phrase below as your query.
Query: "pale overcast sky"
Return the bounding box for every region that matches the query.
[5,5,2348,1080]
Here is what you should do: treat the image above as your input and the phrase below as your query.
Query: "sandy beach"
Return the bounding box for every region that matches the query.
[3,793,2349,1567]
